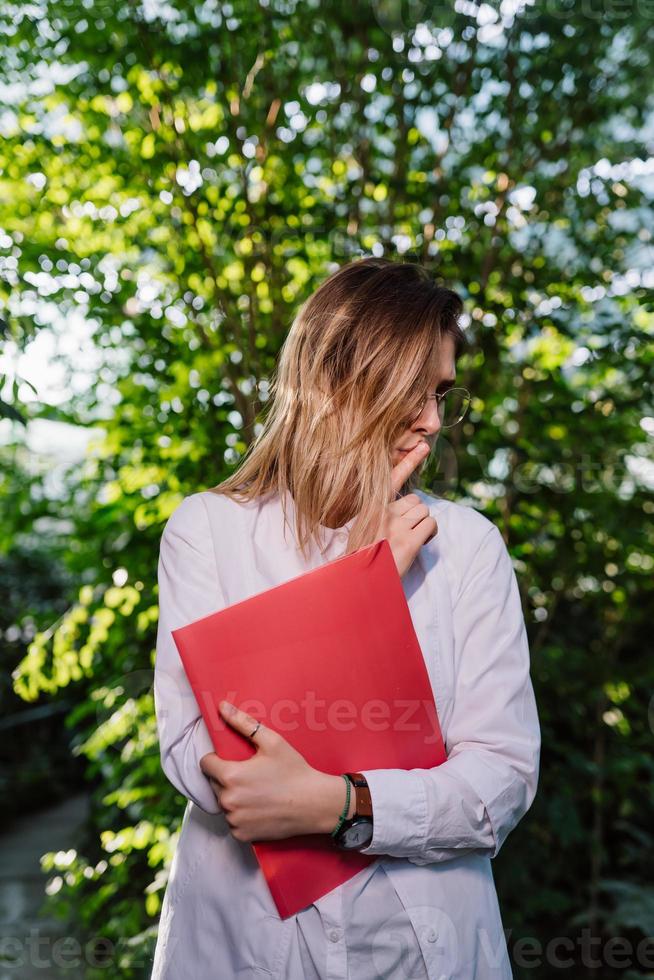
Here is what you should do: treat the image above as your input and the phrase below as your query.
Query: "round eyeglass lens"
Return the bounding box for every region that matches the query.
[439,388,470,427]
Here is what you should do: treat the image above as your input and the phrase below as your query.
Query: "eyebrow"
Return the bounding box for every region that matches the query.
[435,376,456,393]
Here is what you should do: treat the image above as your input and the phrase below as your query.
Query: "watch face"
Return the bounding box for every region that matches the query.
[341,819,373,849]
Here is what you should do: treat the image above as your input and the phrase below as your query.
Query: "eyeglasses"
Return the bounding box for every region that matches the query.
[409,386,471,428]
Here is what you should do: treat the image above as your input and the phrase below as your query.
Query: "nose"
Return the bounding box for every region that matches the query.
[412,398,442,437]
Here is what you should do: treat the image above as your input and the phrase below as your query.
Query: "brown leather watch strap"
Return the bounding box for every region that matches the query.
[346,772,373,818]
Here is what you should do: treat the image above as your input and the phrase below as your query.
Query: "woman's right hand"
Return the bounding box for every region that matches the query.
[378,440,438,578]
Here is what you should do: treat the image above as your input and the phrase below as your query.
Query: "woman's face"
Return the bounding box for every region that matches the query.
[391,334,457,465]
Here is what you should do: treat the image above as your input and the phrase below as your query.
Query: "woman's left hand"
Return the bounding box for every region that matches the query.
[199,701,340,843]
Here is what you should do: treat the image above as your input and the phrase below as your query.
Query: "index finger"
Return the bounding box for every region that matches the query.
[391,440,430,495]
[219,701,272,752]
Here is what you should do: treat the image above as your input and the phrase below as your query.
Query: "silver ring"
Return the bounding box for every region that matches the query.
[249,720,262,738]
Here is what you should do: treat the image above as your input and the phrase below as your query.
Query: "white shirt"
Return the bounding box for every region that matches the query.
[150,488,541,979]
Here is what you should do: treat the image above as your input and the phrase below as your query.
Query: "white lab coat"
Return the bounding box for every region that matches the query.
[150,488,541,979]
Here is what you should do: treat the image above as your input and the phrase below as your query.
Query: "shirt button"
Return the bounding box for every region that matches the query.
[329,929,340,942]
[427,928,438,943]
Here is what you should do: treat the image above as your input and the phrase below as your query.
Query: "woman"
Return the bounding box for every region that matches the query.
[150,257,541,979]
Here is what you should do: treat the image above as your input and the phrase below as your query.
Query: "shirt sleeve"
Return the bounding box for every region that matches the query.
[153,493,224,815]
[358,523,541,863]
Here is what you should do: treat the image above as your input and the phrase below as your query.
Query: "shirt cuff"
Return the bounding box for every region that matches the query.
[356,768,427,857]
[164,716,222,815]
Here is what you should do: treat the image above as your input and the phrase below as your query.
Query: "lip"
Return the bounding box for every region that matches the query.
[396,443,422,454]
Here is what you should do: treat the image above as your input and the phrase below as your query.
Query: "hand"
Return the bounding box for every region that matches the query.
[376,440,438,578]
[199,701,344,842]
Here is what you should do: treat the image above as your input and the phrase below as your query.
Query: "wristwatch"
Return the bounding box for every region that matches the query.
[332,772,374,851]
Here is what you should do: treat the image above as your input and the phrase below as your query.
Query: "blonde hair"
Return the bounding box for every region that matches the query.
[209,257,466,561]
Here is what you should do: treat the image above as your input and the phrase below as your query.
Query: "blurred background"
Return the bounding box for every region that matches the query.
[1,0,653,977]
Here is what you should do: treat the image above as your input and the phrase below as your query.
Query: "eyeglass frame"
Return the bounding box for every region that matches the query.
[409,386,472,428]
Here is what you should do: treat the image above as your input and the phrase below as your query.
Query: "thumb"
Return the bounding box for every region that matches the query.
[199,750,224,781]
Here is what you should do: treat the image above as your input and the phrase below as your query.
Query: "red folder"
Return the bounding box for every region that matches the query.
[172,538,447,918]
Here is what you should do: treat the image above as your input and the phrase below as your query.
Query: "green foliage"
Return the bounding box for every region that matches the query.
[1,0,653,976]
